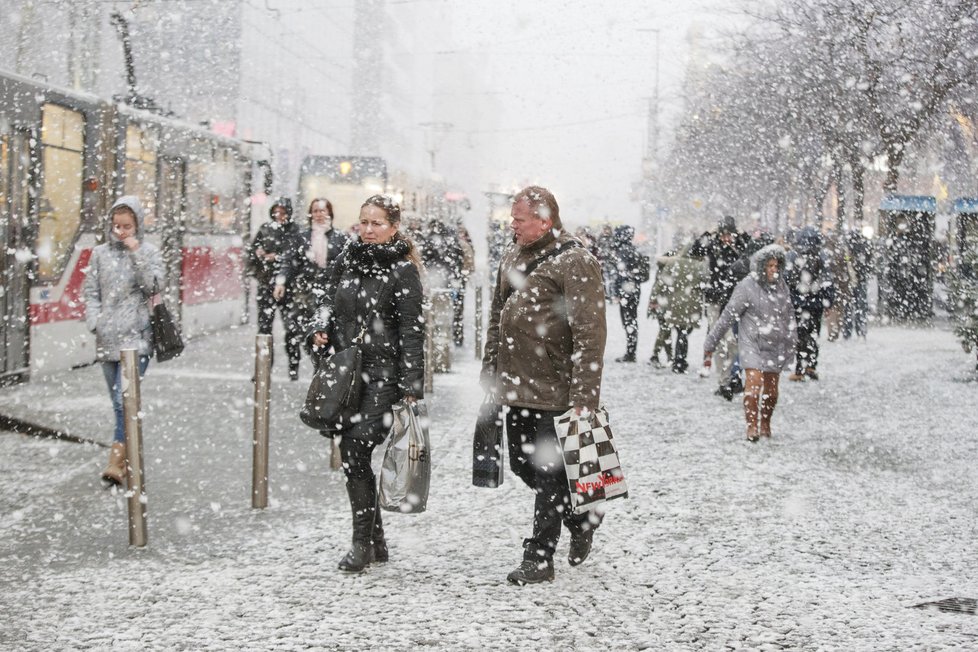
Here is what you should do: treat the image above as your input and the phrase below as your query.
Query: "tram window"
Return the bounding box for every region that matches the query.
[37,104,84,282]
[185,160,212,230]
[211,149,240,232]
[124,124,158,230]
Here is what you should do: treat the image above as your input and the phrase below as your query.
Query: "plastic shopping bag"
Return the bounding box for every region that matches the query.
[554,407,628,514]
[379,400,431,513]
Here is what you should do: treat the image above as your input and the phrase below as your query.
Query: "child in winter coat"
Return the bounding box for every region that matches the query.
[83,196,164,484]
[703,245,796,441]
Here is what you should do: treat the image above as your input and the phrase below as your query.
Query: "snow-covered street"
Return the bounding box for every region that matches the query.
[1,317,977,650]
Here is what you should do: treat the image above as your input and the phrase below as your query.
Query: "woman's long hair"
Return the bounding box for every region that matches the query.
[361,195,423,271]
[307,197,335,221]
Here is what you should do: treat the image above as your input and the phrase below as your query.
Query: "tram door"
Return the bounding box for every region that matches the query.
[158,157,185,324]
[0,129,33,383]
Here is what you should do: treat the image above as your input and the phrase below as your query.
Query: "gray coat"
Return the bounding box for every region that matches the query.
[704,244,796,372]
[83,196,164,362]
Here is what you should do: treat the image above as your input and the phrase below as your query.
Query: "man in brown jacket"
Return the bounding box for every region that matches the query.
[481,185,608,585]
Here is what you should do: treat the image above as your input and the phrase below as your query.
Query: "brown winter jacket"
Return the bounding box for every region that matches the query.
[481,231,607,411]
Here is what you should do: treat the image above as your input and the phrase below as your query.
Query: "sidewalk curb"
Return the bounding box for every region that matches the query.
[0,414,105,447]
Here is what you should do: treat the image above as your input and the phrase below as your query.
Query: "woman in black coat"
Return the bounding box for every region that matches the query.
[274,198,349,364]
[309,194,425,573]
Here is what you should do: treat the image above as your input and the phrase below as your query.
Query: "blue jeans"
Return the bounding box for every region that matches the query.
[101,356,150,443]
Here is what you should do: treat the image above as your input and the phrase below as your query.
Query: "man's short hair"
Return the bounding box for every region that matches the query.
[513,185,562,230]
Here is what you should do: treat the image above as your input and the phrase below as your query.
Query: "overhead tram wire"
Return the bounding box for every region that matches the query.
[242,0,354,80]
[420,111,645,136]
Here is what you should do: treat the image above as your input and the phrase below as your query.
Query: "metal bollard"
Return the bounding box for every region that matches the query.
[474,285,483,360]
[120,349,148,547]
[424,306,434,394]
[252,334,272,509]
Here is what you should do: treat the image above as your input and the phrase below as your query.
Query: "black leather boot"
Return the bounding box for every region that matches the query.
[338,477,377,573]
[372,509,388,563]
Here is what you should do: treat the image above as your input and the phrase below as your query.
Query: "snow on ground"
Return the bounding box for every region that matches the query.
[1,311,977,650]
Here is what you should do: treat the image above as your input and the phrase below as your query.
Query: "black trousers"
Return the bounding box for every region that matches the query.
[452,280,466,346]
[795,309,822,373]
[256,284,301,370]
[506,408,601,562]
[619,291,640,356]
[672,326,692,372]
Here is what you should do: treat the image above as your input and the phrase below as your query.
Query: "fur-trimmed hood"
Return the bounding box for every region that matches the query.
[750,243,787,286]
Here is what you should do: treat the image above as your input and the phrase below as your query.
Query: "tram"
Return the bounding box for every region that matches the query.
[297,156,387,230]
[0,69,272,383]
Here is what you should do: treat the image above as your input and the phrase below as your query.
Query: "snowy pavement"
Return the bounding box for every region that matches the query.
[2,314,978,650]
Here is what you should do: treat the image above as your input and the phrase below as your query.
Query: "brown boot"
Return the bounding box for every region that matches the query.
[101,442,126,486]
[743,369,761,442]
[759,372,779,438]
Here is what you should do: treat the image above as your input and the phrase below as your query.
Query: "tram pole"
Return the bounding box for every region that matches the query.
[474,284,483,360]
[120,349,147,547]
[252,334,272,509]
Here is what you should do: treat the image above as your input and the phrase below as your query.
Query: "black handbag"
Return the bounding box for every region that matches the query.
[472,396,505,488]
[299,329,365,430]
[149,286,185,362]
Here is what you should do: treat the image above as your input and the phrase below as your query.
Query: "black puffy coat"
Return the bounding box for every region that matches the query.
[689,230,750,307]
[785,228,830,318]
[308,238,426,441]
[611,225,650,297]
[247,219,302,286]
[278,227,349,307]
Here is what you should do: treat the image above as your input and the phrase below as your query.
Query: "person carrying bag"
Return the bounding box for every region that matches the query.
[305,195,425,574]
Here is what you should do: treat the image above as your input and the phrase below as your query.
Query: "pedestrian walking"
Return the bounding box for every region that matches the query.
[454,226,476,346]
[689,216,750,399]
[785,226,830,381]
[648,256,674,368]
[481,185,607,585]
[611,225,651,362]
[844,229,872,339]
[83,196,164,485]
[823,230,853,342]
[703,245,796,441]
[649,243,706,373]
[273,197,349,369]
[247,197,303,379]
[308,195,425,573]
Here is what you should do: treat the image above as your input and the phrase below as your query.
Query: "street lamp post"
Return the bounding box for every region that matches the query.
[638,27,661,254]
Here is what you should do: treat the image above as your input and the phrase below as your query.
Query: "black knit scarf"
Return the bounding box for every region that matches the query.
[346,238,410,277]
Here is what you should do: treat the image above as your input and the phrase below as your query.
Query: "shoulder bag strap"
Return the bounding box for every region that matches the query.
[503,239,582,302]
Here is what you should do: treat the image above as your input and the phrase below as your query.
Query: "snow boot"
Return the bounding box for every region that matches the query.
[338,477,377,573]
[568,528,594,567]
[372,510,388,563]
[507,559,554,585]
[615,354,636,363]
[100,443,127,486]
[804,367,819,381]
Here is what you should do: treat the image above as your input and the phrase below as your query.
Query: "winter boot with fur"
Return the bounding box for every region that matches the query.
[101,442,127,486]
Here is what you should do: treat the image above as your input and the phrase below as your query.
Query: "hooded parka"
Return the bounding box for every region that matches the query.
[83,196,165,362]
[481,230,607,411]
[650,244,707,330]
[704,244,797,372]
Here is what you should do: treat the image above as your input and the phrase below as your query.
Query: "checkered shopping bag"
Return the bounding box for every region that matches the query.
[554,407,628,514]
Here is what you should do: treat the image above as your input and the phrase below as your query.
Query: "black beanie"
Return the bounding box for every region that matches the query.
[269,197,293,220]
